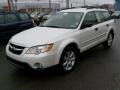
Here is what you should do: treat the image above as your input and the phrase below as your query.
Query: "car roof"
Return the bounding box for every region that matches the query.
[61,8,108,13]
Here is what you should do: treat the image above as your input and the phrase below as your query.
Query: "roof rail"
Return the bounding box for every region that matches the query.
[81,6,102,9]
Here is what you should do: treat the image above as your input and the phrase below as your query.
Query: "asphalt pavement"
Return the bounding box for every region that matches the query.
[0,20,120,90]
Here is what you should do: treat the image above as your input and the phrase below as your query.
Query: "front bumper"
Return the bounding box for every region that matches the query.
[7,56,33,69]
[6,44,57,70]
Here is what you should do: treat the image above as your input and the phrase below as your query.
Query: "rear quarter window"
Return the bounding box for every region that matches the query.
[0,15,4,24]
[19,13,30,21]
[95,11,111,23]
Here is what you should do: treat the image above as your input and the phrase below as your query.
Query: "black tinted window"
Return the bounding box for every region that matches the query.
[5,14,18,23]
[19,13,30,21]
[103,11,111,21]
[0,15,4,24]
[81,12,98,29]
[95,12,105,23]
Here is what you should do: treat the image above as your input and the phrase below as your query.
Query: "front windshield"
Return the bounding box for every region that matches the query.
[41,12,84,29]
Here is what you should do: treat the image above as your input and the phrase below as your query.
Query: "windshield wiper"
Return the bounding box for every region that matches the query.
[42,25,60,28]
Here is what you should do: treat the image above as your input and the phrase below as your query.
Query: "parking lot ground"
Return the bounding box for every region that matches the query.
[0,20,120,90]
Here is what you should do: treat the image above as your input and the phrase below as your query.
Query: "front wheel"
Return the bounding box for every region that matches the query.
[103,32,114,48]
[58,46,79,74]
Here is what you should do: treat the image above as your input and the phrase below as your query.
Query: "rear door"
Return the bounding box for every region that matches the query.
[103,11,114,31]
[79,12,99,52]
[17,12,33,30]
[2,13,19,39]
[95,11,111,42]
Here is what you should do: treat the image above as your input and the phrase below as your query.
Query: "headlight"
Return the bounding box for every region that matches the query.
[26,44,53,55]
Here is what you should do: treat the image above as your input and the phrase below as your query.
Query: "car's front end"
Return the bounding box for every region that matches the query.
[6,42,58,70]
[5,25,76,70]
[6,11,84,71]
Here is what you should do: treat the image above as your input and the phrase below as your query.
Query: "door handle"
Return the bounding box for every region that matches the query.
[95,28,98,31]
[106,24,109,27]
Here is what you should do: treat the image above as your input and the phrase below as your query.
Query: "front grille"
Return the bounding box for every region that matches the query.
[9,43,25,55]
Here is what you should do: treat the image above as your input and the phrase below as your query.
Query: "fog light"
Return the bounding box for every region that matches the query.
[33,63,42,69]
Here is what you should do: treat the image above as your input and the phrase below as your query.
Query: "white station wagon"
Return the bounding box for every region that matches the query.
[6,8,115,73]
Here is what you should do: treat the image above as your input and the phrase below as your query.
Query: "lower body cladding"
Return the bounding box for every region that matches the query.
[6,48,57,70]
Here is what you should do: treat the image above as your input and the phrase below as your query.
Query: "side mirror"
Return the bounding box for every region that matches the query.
[81,23,93,29]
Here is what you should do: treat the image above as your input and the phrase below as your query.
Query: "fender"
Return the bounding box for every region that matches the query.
[106,26,115,37]
[55,38,80,64]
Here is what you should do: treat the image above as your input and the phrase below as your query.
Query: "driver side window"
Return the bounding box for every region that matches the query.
[81,12,98,29]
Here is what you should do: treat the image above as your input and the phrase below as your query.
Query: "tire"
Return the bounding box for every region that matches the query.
[103,32,114,49]
[58,46,79,74]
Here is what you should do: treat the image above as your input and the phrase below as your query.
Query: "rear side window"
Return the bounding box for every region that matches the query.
[95,12,105,23]
[19,13,30,21]
[5,13,18,24]
[0,15,4,24]
[103,11,111,21]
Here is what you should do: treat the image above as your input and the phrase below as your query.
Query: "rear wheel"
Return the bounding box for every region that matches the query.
[58,46,79,74]
[103,32,114,48]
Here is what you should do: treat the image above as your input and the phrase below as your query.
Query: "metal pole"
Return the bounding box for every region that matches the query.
[71,3,72,8]
[66,0,69,9]
[10,0,14,11]
[84,0,85,6]
[114,0,116,10]
[49,0,52,12]
[59,0,63,9]
[62,0,63,9]
[8,0,11,11]
[15,0,17,11]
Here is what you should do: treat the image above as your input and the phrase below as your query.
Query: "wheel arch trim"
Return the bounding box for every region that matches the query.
[55,39,80,64]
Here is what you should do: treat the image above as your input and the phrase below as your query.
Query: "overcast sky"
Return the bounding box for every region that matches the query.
[0,0,115,6]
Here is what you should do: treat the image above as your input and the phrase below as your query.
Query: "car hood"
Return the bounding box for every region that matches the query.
[10,27,74,47]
